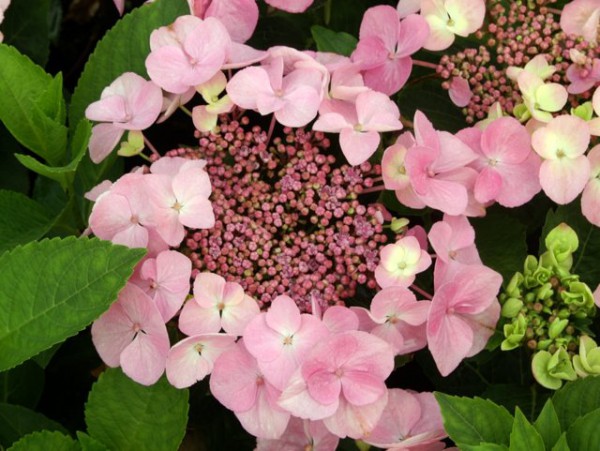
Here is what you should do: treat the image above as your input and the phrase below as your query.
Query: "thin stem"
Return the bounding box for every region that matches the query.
[142,135,160,158]
[265,114,277,148]
[371,176,383,183]
[546,7,562,15]
[410,284,433,300]
[324,0,332,25]
[464,362,491,386]
[400,116,414,129]
[413,59,439,70]
[138,152,152,163]
[358,184,386,195]
[179,105,193,117]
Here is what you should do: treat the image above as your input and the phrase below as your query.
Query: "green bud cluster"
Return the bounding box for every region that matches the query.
[497,223,597,389]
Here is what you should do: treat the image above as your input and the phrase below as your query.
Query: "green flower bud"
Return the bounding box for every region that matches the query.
[561,281,595,310]
[557,308,570,320]
[532,347,577,390]
[524,255,539,276]
[537,339,553,350]
[506,272,524,297]
[536,282,553,301]
[501,315,527,351]
[117,130,145,157]
[502,298,524,318]
[571,101,594,121]
[513,103,531,122]
[548,318,569,339]
[573,336,600,377]
[544,223,579,271]
[390,217,409,233]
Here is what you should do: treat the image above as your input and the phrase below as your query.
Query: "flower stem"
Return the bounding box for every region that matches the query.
[265,114,277,148]
[143,135,160,158]
[410,284,433,300]
[413,59,439,70]
[179,105,193,118]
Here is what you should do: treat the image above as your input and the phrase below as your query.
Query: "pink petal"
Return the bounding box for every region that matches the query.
[313,112,352,133]
[226,66,273,110]
[178,299,222,335]
[266,295,302,334]
[540,156,591,204]
[204,0,258,43]
[235,384,290,439]
[448,76,472,107]
[413,110,439,149]
[366,389,422,446]
[474,167,502,204]
[341,370,387,406]
[359,5,400,50]
[322,392,389,439]
[322,306,359,333]
[120,331,169,386]
[396,14,430,57]
[494,151,542,207]
[362,58,413,96]
[91,302,135,367]
[263,0,314,13]
[88,124,125,164]
[355,91,402,131]
[339,128,380,166]
[220,294,260,335]
[278,370,340,420]
[145,46,196,94]
[85,95,128,123]
[275,84,321,127]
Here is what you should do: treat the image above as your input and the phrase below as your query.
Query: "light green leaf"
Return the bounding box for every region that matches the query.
[0,44,67,165]
[435,393,514,447]
[565,408,600,451]
[462,444,509,451]
[37,73,67,125]
[509,408,545,451]
[0,190,54,254]
[552,376,600,430]
[85,369,188,450]
[69,0,188,194]
[0,403,66,448]
[0,0,50,65]
[311,25,357,56]
[551,432,570,451]
[7,430,78,451]
[0,237,145,371]
[533,399,561,450]
[76,432,108,451]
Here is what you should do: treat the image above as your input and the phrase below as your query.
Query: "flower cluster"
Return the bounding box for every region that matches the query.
[498,223,597,389]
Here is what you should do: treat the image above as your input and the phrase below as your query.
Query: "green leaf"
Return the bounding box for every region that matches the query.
[551,432,570,451]
[552,376,600,430]
[0,124,29,193]
[565,408,600,451]
[85,369,189,450]
[509,408,545,451]
[0,360,44,409]
[311,25,357,56]
[69,0,188,194]
[14,119,92,191]
[37,73,67,125]
[0,190,54,254]
[462,444,509,451]
[435,393,514,447]
[534,399,561,450]
[76,432,108,451]
[0,0,50,65]
[0,237,145,372]
[472,208,528,281]
[541,202,600,287]
[0,44,67,165]
[7,430,78,451]
[0,403,66,448]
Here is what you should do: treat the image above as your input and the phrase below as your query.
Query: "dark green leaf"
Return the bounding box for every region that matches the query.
[509,408,545,451]
[0,124,29,193]
[551,433,570,451]
[552,376,600,430]
[435,393,514,447]
[76,432,108,451]
[311,25,357,56]
[0,0,50,65]
[0,44,67,165]
[0,403,66,448]
[534,399,561,450]
[0,361,44,409]
[85,369,188,450]
[7,430,77,451]
[462,444,509,451]
[472,208,528,281]
[0,190,54,254]
[565,408,600,451]
[0,237,145,371]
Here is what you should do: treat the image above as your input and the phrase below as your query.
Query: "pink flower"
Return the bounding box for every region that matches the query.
[256,418,339,451]
[279,331,394,438]
[313,90,403,166]
[91,283,170,386]
[426,263,502,376]
[420,0,485,51]
[165,333,235,388]
[244,295,330,390]
[365,389,447,450]
[145,158,215,246]
[375,236,432,289]
[226,56,323,127]
[145,16,231,94]
[448,76,473,107]
[566,50,600,94]
[188,0,258,43]
[582,144,600,227]
[210,340,290,439]
[531,115,591,204]
[85,72,162,163]
[367,286,430,355]
[88,173,154,249]
[459,117,542,207]
[179,272,259,335]
[404,111,479,215]
[352,6,429,95]
[397,0,422,17]
[560,0,600,44]
[130,250,192,322]
[263,0,314,13]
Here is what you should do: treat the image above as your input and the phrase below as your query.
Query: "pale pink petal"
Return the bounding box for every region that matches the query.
[178,299,222,335]
[313,112,352,133]
[85,95,128,123]
[204,0,258,43]
[235,385,290,439]
[322,392,389,439]
[89,124,125,164]
[266,295,301,333]
[120,331,169,386]
[220,294,260,335]
[226,66,273,110]
[480,116,531,164]
[339,128,380,166]
[278,370,340,420]
[322,306,359,333]
[91,302,135,367]
[355,91,402,132]
[341,370,387,406]
[397,0,422,17]
[366,389,422,446]
[397,14,430,57]
[264,0,314,13]
[359,5,399,50]
[540,156,591,204]
[275,84,321,127]
[362,58,413,96]
[474,167,502,204]
[494,151,542,207]
[582,145,600,226]
[448,76,473,107]
[145,46,195,94]
[194,272,228,308]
